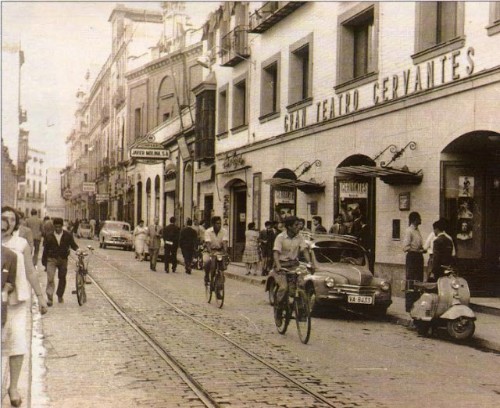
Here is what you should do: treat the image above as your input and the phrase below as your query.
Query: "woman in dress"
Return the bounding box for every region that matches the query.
[133,220,148,261]
[242,222,260,276]
[2,206,48,407]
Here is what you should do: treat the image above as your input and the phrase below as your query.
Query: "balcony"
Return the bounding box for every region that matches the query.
[249,1,306,33]
[220,26,250,67]
[113,86,125,109]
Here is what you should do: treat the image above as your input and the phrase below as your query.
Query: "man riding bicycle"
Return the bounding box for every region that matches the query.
[203,216,229,286]
[273,216,314,302]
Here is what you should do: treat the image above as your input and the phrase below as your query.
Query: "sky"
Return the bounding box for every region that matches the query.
[1,0,219,169]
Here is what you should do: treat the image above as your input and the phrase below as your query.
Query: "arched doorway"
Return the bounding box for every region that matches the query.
[154,175,161,220]
[270,168,297,221]
[441,130,500,295]
[225,179,247,262]
[336,155,377,272]
[183,163,193,225]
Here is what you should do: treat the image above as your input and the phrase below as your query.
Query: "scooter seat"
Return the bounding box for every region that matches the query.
[414,282,438,292]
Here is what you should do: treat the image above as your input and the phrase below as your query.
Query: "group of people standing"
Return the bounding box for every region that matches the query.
[402,211,455,312]
[133,217,205,274]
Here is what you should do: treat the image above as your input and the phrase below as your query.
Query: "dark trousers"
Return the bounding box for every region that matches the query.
[181,248,194,273]
[46,257,68,299]
[32,239,41,267]
[164,244,178,272]
[405,252,424,312]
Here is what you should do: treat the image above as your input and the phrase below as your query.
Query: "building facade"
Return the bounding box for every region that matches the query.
[1,140,17,208]
[45,168,65,219]
[194,1,500,293]
[17,147,46,217]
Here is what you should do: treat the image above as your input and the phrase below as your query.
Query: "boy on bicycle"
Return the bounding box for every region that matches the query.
[273,216,314,303]
[203,216,229,285]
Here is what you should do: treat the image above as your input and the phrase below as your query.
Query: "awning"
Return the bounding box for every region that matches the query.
[264,177,325,194]
[336,165,423,185]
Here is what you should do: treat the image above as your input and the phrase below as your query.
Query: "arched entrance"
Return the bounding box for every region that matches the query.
[336,155,377,272]
[225,178,247,262]
[270,168,297,221]
[154,175,161,219]
[136,181,143,223]
[146,178,152,224]
[441,130,500,295]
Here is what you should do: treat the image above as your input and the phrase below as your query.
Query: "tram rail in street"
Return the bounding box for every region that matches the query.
[87,251,346,408]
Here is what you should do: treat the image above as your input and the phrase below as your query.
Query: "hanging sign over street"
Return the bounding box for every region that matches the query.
[130,147,170,159]
[96,194,109,202]
[82,182,96,193]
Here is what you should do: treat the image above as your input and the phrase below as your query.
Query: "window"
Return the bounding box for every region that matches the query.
[288,33,313,109]
[232,76,247,130]
[413,2,465,63]
[134,108,142,139]
[487,2,500,36]
[337,3,378,91]
[260,53,280,120]
[218,86,228,136]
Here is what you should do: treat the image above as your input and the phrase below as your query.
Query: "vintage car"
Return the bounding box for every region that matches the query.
[265,234,392,316]
[98,221,133,251]
[76,222,93,239]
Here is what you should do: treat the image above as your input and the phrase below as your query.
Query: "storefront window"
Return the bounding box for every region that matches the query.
[443,164,483,259]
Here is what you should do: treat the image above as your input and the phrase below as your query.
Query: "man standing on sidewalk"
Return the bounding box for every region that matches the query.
[163,217,180,273]
[179,218,198,274]
[42,217,79,305]
[26,209,43,268]
[147,217,162,272]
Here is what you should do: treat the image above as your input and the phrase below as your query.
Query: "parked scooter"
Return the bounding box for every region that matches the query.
[410,266,476,340]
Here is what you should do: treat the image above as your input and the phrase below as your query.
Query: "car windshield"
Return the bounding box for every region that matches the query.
[104,222,130,232]
[312,243,366,266]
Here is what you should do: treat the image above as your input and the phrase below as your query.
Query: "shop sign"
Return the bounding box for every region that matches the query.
[339,181,368,198]
[274,189,295,204]
[82,182,96,193]
[284,47,476,134]
[130,147,170,160]
[96,194,109,202]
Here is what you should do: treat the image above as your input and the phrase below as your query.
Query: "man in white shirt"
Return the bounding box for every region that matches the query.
[203,216,228,285]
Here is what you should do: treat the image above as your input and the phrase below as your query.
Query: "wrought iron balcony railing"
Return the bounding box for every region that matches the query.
[220,26,250,67]
[249,2,306,34]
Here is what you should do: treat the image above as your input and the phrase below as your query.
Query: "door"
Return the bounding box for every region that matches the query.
[232,187,247,262]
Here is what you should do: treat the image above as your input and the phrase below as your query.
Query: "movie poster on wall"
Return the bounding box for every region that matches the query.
[338,181,368,232]
[458,176,474,197]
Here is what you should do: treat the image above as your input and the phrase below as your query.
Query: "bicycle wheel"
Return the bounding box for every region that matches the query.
[295,289,311,344]
[215,271,225,308]
[76,270,86,306]
[274,294,290,334]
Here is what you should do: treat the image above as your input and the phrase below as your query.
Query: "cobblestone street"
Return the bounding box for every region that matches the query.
[8,239,498,408]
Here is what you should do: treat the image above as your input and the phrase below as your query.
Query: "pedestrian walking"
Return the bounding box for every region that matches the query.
[147,217,162,271]
[162,216,180,273]
[402,211,426,312]
[423,217,455,282]
[26,209,43,267]
[2,206,48,408]
[258,221,276,276]
[14,211,34,251]
[329,214,347,235]
[42,217,79,305]
[242,222,260,276]
[179,218,198,274]
[89,218,96,239]
[133,220,148,261]
[312,216,327,233]
[2,243,18,328]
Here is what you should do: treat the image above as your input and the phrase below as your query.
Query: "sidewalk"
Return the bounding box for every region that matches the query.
[223,261,500,353]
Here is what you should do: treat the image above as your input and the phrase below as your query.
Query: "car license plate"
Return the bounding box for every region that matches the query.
[348,295,373,304]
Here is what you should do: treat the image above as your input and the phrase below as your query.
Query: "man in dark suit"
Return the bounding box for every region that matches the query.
[259,221,276,276]
[147,217,162,271]
[42,217,79,305]
[179,218,198,274]
[429,219,454,282]
[163,216,180,273]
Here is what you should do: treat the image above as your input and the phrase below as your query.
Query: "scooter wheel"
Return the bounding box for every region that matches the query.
[447,317,475,340]
[414,321,431,336]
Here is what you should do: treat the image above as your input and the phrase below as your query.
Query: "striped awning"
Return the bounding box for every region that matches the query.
[264,177,325,194]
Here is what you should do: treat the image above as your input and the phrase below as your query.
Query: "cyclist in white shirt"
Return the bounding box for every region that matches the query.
[203,216,229,285]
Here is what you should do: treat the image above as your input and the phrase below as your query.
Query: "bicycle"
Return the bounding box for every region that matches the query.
[273,266,312,344]
[72,245,94,306]
[191,244,205,270]
[205,253,228,308]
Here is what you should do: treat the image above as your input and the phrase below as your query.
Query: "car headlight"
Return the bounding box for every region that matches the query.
[450,279,460,290]
[325,277,335,288]
[380,281,391,291]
